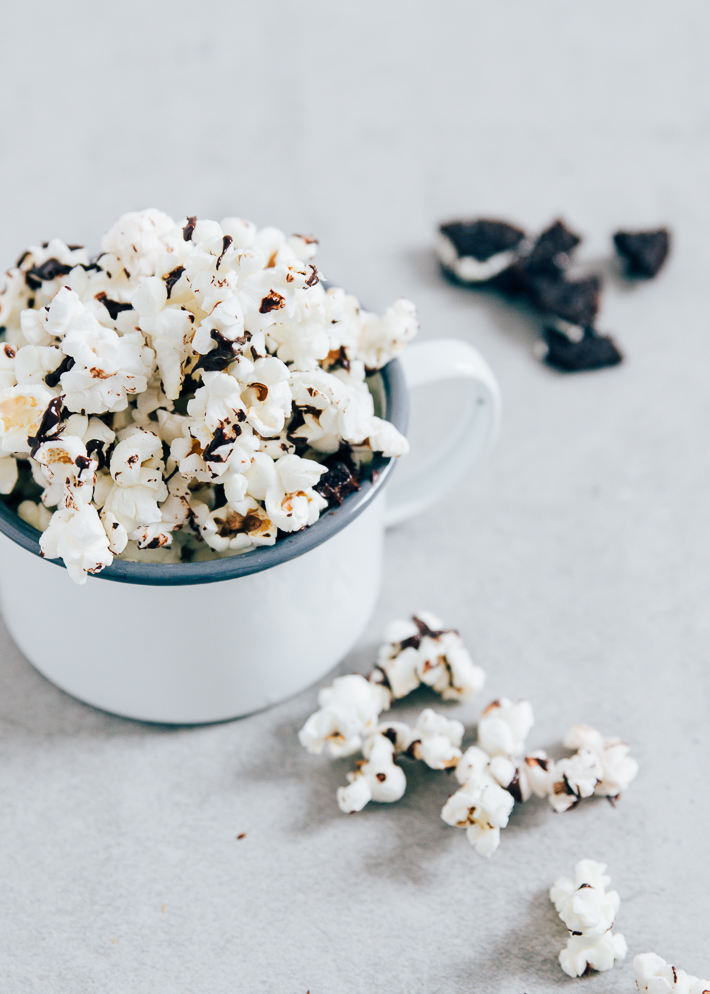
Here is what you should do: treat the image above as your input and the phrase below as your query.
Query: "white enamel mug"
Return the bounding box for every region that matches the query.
[0,339,500,723]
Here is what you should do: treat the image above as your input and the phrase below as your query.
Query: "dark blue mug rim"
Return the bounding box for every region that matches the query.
[0,359,409,585]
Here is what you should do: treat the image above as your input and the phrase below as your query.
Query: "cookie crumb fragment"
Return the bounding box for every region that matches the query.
[437,219,526,285]
[614,228,670,278]
[537,326,623,373]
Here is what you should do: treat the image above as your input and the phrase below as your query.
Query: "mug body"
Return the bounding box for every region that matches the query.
[0,494,385,723]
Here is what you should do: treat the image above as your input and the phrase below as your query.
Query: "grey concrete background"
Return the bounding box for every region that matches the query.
[0,2,708,991]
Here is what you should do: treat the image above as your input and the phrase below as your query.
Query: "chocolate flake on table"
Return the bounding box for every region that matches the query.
[24,258,74,291]
[613,228,670,278]
[44,354,75,388]
[538,326,623,373]
[95,291,133,321]
[28,395,65,452]
[163,266,185,298]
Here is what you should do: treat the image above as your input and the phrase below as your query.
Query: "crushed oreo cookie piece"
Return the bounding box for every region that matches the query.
[523,220,581,276]
[194,329,251,372]
[528,274,601,327]
[439,219,526,262]
[437,218,526,285]
[314,460,360,505]
[538,326,623,373]
[613,228,670,278]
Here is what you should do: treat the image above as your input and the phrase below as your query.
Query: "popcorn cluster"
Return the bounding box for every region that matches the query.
[373,610,486,701]
[635,953,710,994]
[298,611,639,857]
[549,860,627,977]
[0,210,417,582]
[298,612,483,814]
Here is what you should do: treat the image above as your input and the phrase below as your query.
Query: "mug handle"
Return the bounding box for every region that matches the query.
[384,338,501,527]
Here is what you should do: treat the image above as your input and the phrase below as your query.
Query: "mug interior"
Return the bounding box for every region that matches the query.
[0,359,409,585]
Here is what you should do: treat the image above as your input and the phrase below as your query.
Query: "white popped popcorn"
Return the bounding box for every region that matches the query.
[547,723,638,812]
[563,723,639,799]
[405,707,464,770]
[634,953,710,994]
[441,745,515,857]
[298,674,392,759]
[477,697,534,758]
[0,211,414,581]
[374,611,485,702]
[550,859,627,978]
[337,732,407,813]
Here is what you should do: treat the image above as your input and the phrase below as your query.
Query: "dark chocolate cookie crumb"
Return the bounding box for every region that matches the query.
[314,460,360,505]
[613,228,670,278]
[439,219,526,262]
[539,326,623,373]
[528,274,602,327]
[523,219,581,276]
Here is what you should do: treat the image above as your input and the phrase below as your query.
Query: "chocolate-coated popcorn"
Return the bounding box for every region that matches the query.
[634,953,710,994]
[0,211,415,582]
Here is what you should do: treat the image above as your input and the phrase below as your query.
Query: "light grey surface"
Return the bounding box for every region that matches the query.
[0,2,709,991]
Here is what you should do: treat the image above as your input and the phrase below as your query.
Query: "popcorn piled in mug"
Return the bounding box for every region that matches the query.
[0,210,417,582]
[299,610,639,857]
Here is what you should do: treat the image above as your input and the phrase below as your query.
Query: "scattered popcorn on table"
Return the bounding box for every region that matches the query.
[563,724,639,800]
[441,745,515,857]
[337,732,407,813]
[550,859,627,978]
[374,611,485,701]
[634,953,710,994]
[298,674,391,759]
[0,210,416,582]
[405,708,464,770]
[298,612,638,859]
[477,697,534,758]
[548,724,639,812]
